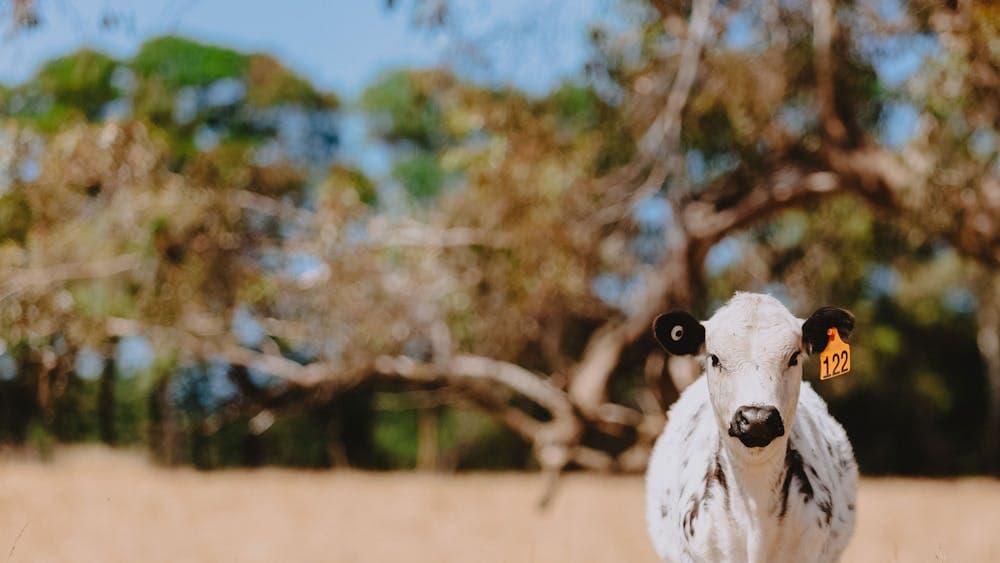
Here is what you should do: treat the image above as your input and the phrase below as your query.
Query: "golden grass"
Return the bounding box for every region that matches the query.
[0,446,997,562]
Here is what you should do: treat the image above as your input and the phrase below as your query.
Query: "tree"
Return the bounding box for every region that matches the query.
[0,1,996,477]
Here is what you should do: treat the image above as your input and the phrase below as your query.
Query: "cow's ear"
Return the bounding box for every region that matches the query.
[653,312,705,356]
[801,307,855,354]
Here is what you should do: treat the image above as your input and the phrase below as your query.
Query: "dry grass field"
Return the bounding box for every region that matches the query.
[0,447,997,562]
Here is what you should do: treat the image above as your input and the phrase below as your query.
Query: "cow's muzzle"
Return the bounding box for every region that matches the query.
[728,405,784,448]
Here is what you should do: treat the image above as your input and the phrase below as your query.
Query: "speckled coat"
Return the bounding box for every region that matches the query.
[646,376,857,563]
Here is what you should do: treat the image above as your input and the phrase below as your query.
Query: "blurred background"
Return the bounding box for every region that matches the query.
[0,0,997,560]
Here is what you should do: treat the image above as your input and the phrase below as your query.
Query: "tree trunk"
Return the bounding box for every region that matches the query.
[98,355,117,445]
[568,235,697,417]
[148,374,179,465]
[416,406,439,471]
[976,273,1000,474]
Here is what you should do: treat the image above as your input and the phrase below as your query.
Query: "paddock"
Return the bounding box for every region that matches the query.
[0,447,996,562]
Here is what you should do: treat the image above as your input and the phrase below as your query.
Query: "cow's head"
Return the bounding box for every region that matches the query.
[653,293,853,460]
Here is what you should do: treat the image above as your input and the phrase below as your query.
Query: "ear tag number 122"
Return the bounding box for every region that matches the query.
[819,328,851,380]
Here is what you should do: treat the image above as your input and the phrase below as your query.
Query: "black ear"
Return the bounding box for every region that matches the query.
[653,312,705,356]
[802,307,855,354]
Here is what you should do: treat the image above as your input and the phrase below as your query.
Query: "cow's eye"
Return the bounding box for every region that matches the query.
[709,354,720,368]
[788,351,801,367]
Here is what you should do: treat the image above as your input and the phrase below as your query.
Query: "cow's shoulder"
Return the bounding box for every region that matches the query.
[646,376,719,560]
[786,383,858,560]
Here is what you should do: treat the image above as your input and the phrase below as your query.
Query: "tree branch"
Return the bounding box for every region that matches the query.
[568,0,719,416]
[0,255,144,303]
[639,0,717,160]
[811,0,847,143]
[107,315,585,466]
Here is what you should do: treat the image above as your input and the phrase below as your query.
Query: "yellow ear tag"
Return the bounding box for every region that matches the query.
[819,328,851,380]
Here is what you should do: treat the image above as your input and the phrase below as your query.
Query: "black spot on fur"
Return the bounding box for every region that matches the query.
[684,404,705,442]
[712,447,729,509]
[817,498,834,526]
[684,441,730,543]
[779,444,814,519]
[807,464,820,480]
[683,496,700,539]
[814,475,831,498]
[839,455,852,470]
[714,456,728,494]
[660,503,668,518]
[782,447,833,527]
[847,503,855,512]
[684,422,698,442]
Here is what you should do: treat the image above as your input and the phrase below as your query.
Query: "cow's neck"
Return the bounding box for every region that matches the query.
[717,434,790,553]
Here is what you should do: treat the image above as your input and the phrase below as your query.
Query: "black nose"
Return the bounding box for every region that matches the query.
[728,406,785,448]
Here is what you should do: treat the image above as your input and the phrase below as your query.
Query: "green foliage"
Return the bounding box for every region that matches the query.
[372,406,418,469]
[19,104,84,133]
[829,299,987,474]
[365,403,532,470]
[362,70,449,149]
[438,408,531,469]
[26,420,55,460]
[48,370,150,446]
[542,82,635,171]
[70,281,139,320]
[392,152,446,201]
[1,35,338,183]
[546,83,602,129]
[36,49,117,118]
[253,412,332,466]
[179,411,333,469]
[326,165,378,206]
[112,374,152,445]
[132,36,248,89]
[51,377,97,441]
[0,192,32,244]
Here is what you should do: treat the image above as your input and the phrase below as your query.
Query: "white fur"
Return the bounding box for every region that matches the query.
[646,293,858,563]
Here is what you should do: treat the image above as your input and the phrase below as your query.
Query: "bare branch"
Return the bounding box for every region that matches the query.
[230,190,311,223]
[682,168,841,240]
[368,220,509,248]
[638,0,718,160]
[108,315,585,466]
[106,317,354,387]
[568,0,719,415]
[374,354,576,422]
[647,0,680,23]
[811,0,847,143]
[0,255,144,303]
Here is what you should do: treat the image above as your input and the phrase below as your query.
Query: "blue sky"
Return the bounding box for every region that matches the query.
[0,0,605,98]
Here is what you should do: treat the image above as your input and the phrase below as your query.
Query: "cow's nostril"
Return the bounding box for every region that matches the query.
[728,406,785,448]
[733,410,749,431]
[765,408,784,436]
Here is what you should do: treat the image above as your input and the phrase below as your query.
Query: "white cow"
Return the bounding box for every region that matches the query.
[646,292,858,563]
